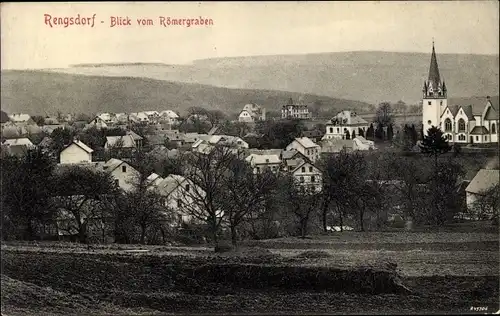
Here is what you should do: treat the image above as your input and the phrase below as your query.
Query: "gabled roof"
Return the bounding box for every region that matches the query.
[65,140,93,153]
[450,96,498,116]
[293,137,319,149]
[126,130,143,141]
[291,160,319,174]
[246,154,281,165]
[101,158,126,173]
[106,135,136,148]
[8,114,31,123]
[484,105,498,121]
[466,169,499,194]
[3,138,34,147]
[470,126,489,135]
[281,148,307,160]
[157,174,187,196]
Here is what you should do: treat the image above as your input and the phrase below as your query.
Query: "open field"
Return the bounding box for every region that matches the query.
[2,230,499,315]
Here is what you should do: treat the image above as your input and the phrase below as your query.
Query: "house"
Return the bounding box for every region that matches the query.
[95,158,140,192]
[291,160,322,192]
[323,110,369,140]
[352,136,376,150]
[59,140,93,164]
[285,137,321,162]
[44,116,60,125]
[129,112,150,123]
[280,149,308,172]
[422,43,498,144]
[245,153,281,174]
[318,139,354,154]
[302,129,325,143]
[281,98,311,119]
[160,110,180,124]
[154,174,205,226]
[2,137,35,148]
[146,173,164,187]
[238,103,266,123]
[104,131,143,150]
[42,124,66,134]
[89,116,108,129]
[8,113,35,125]
[465,169,499,219]
[192,135,249,154]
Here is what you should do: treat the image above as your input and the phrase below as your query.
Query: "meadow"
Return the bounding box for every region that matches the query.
[1,227,498,315]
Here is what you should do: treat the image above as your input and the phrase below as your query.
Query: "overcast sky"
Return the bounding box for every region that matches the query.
[1,1,498,70]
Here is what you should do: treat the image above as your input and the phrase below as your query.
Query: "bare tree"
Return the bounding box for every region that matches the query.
[220,160,277,246]
[179,145,242,250]
[375,102,394,127]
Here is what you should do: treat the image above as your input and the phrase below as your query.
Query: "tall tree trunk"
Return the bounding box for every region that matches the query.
[211,216,219,252]
[78,222,88,244]
[359,208,365,232]
[338,205,344,232]
[230,223,238,247]
[140,224,147,244]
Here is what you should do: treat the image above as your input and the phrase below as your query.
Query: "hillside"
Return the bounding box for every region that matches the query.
[45,51,499,105]
[0,70,373,116]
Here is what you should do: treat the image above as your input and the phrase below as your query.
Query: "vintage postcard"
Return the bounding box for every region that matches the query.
[1,1,499,315]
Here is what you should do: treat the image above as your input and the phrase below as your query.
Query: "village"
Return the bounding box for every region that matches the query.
[1,44,498,247]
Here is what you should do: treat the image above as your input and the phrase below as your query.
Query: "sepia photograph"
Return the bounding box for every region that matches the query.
[1,1,499,315]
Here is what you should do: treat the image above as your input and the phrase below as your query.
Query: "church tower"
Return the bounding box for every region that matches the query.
[422,42,447,136]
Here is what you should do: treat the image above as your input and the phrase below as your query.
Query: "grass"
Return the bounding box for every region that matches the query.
[2,229,499,314]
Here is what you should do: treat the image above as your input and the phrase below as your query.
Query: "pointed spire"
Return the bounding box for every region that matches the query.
[428,41,441,89]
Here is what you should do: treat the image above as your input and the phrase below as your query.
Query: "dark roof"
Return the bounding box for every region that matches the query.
[484,104,498,121]
[427,44,441,89]
[0,111,9,124]
[461,105,475,120]
[450,96,498,116]
[448,105,460,117]
[470,126,489,135]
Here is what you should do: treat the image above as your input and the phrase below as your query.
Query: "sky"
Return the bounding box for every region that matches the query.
[1,1,499,69]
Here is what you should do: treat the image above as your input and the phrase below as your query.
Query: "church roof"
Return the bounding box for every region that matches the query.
[469,126,489,135]
[427,43,441,88]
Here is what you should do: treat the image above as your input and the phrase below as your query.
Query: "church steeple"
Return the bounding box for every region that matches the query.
[423,41,446,99]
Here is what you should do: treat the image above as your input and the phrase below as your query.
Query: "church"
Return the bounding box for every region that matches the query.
[421,44,498,144]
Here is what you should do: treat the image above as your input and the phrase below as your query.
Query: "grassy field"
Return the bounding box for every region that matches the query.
[1,230,499,315]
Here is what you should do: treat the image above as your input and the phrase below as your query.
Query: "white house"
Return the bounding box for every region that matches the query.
[96,158,140,192]
[192,135,249,154]
[323,110,369,140]
[155,174,205,226]
[8,113,34,125]
[291,161,322,192]
[245,153,281,174]
[465,169,499,219]
[285,137,321,163]
[129,112,150,123]
[238,103,266,123]
[89,116,109,129]
[160,110,180,124]
[104,132,143,150]
[422,43,498,144]
[59,140,93,164]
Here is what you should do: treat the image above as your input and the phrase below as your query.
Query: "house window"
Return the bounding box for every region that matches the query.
[492,123,496,134]
[309,166,313,172]
[444,119,452,132]
[185,184,190,192]
[311,176,316,183]
[329,127,333,133]
[485,136,488,141]
[427,120,432,125]
[115,179,119,186]
[288,166,293,171]
[458,134,466,141]
[256,167,260,173]
[337,128,340,133]
[458,119,465,132]
[428,101,431,105]
[265,159,269,163]
[476,136,479,141]
[122,165,127,172]
[300,176,304,183]
[301,167,306,172]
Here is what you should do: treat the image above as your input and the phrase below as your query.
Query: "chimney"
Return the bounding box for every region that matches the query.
[487,96,491,100]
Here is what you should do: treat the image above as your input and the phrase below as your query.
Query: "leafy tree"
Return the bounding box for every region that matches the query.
[31,115,45,126]
[366,123,374,140]
[419,126,452,170]
[374,123,384,141]
[50,127,76,156]
[387,124,394,141]
[1,149,56,240]
[472,184,500,223]
[393,125,414,152]
[358,128,365,138]
[375,102,394,127]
